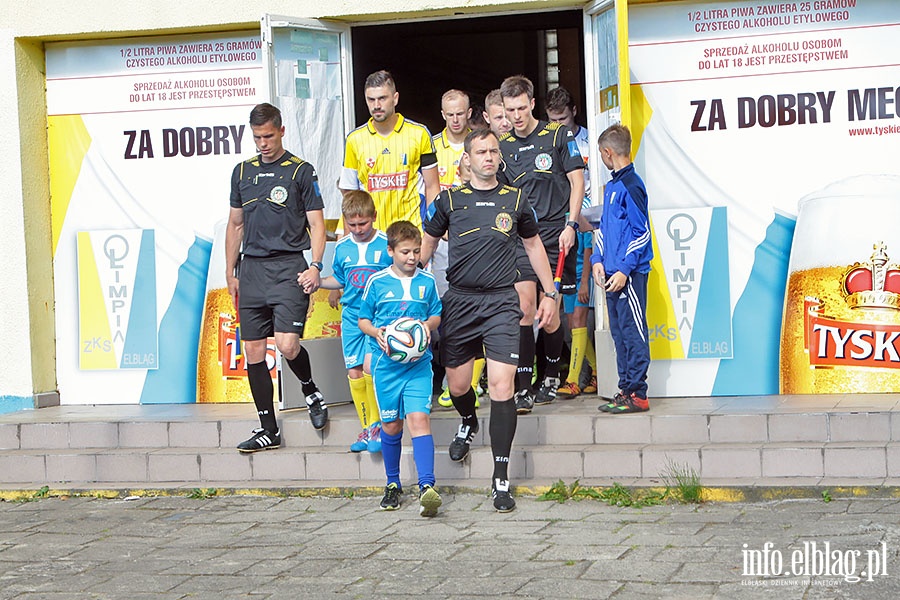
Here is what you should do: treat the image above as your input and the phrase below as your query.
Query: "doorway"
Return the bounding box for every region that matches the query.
[349,10,585,135]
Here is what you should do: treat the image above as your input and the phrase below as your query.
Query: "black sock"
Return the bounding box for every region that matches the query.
[535,331,546,383]
[543,327,565,380]
[451,387,478,429]
[516,325,535,391]
[247,361,277,433]
[489,398,517,482]
[285,346,318,396]
[432,357,445,395]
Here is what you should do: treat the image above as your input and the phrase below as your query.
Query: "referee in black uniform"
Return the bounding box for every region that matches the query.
[421,129,558,512]
[225,103,329,452]
[498,75,585,413]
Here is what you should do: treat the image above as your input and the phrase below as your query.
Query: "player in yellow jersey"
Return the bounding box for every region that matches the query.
[339,70,441,231]
[433,89,471,194]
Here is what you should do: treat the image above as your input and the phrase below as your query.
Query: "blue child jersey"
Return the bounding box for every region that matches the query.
[358,267,442,362]
[331,230,392,318]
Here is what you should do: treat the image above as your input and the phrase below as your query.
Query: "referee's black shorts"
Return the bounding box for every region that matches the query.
[516,222,577,294]
[440,286,522,368]
[238,253,309,340]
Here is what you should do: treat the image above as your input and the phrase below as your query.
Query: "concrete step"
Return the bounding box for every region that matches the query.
[2,440,899,487]
[3,399,898,451]
[2,396,899,489]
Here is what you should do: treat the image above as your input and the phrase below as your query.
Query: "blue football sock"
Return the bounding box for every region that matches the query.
[381,429,403,488]
[411,434,436,489]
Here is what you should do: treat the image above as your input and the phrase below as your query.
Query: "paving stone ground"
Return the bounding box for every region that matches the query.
[1,492,899,599]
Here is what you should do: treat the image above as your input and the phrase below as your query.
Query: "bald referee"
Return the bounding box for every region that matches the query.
[421,129,558,512]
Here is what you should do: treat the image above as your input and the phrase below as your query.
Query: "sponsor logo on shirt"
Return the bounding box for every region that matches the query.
[368,171,409,192]
[348,267,378,289]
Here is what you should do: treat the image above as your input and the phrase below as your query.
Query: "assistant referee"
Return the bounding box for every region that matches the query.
[225,103,329,452]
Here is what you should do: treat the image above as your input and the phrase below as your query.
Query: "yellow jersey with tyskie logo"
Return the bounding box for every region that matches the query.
[342,114,436,230]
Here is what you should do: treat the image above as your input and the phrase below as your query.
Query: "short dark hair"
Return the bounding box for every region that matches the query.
[365,70,396,92]
[463,128,499,154]
[598,124,632,157]
[249,103,281,128]
[546,86,575,113]
[468,103,488,131]
[500,75,534,101]
[386,220,421,249]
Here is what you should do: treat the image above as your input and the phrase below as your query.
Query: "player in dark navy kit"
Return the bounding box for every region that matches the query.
[421,128,558,512]
[226,103,329,452]
[498,75,585,413]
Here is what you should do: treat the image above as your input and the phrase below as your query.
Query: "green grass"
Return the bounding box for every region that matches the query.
[187,487,218,499]
[659,460,703,504]
[538,462,704,508]
[537,479,666,508]
[537,479,602,502]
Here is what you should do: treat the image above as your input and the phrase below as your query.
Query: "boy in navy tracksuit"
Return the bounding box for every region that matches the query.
[590,124,652,413]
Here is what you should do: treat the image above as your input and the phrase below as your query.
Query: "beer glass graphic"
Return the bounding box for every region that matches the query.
[780,175,900,394]
[196,220,274,403]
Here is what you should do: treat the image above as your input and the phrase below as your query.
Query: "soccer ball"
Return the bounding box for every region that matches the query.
[383,317,429,364]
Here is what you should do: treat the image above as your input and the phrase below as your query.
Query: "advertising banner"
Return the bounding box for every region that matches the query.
[76,229,158,370]
[629,0,900,395]
[48,31,265,404]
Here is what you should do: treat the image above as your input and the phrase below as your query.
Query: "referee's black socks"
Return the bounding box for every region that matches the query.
[542,326,565,380]
[516,325,535,391]
[285,346,319,396]
[489,398,517,482]
[247,361,278,433]
[450,387,478,430]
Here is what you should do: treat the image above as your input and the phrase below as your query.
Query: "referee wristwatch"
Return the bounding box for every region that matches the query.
[310,261,324,272]
[566,220,579,231]
[544,290,559,301]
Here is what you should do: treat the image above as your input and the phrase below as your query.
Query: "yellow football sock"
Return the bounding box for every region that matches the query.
[585,334,596,371]
[568,327,588,384]
[472,358,485,390]
[363,372,380,425]
[348,376,370,429]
